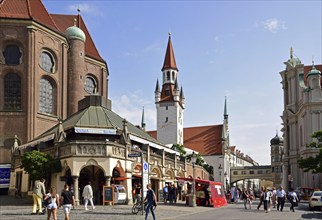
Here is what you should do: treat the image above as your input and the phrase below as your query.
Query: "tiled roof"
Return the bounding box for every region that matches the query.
[0,0,105,63]
[162,35,178,71]
[147,124,223,156]
[0,0,58,30]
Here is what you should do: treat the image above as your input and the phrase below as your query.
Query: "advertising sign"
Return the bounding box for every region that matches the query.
[0,164,11,188]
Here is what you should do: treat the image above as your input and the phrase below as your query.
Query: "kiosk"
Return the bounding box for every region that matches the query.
[176,177,227,208]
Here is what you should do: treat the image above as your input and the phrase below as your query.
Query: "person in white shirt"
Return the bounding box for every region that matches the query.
[288,188,299,212]
[276,186,286,211]
[82,182,95,210]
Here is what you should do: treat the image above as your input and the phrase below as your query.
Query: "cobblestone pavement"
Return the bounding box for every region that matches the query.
[0,196,321,220]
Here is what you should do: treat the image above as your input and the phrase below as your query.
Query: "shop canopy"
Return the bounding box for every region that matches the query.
[175,177,223,186]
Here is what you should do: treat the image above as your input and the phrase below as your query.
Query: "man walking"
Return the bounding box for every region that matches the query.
[163,184,168,203]
[32,178,46,215]
[82,181,95,210]
[60,184,75,220]
[276,186,286,211]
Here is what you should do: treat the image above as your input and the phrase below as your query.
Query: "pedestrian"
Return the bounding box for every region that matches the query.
[82,181,95,210]
[60,184,75,220]
[262,186,269,213]
[266,188,273,211]
[247,188,255,209]
[144,184,157,220]
[169,184,175,204]
[276,186,286,211]
[45,187,60,220]
[241,188,250,209]
[257,186,264,210]
[288,188,299,212]
[134,183,142,204]
[271,187,277,208]
[32,178,46,215]
[163,184,168,203]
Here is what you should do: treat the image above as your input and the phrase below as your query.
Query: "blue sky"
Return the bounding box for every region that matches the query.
[43,0,321,165]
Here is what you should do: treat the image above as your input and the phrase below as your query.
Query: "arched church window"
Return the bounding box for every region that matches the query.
[3,44,22,65]
[172,71,175,81]
[39,51,55,73]
[84,75,97,94]
[167,71,170,81]
[3,73,21,110]
[39,78,55,114]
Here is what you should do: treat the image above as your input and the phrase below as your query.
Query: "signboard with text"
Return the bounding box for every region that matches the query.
[142,161,149,198]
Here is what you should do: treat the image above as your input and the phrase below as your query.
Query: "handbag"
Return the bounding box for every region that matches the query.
[44,196,52,206]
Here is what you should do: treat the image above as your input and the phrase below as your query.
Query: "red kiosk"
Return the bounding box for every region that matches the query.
[176,177,228,208]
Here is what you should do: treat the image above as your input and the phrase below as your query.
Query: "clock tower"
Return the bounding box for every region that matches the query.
[155,34,185,145]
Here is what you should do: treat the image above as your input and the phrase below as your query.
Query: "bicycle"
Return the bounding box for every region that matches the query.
[132,199,146,215]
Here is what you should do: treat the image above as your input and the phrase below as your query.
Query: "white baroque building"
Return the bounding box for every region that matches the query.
[279,49,322,190]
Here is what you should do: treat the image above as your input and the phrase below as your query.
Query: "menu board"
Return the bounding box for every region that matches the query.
[103,186,114,206]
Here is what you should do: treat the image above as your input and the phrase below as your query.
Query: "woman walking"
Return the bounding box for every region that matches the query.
[288,188,299,212]
[45,187,60,220]
[144,184,157,220]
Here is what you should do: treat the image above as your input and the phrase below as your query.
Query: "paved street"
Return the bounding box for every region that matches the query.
[0,196,321,220]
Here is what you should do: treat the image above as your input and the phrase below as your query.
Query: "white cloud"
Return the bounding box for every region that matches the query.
[262,18,287,33]
[111,93,156,130]
[68,3,103,17]
[144,43,162,53]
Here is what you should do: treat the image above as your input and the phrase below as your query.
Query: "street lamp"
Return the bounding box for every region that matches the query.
[224,171,228,190]
[218,164,222,182]
[190,152,197,207]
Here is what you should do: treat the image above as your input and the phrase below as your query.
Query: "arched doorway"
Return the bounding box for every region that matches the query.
[79,165,105,204]
[150,167,162,201]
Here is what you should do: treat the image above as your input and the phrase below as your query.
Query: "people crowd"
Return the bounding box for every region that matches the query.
[237,185,299,213]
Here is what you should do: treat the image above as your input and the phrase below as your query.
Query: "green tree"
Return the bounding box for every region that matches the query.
[171,144,186,157]
[21,150,62,181]
[299,130,322,173]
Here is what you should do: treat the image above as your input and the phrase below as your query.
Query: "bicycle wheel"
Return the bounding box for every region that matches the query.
[132,205,140,214]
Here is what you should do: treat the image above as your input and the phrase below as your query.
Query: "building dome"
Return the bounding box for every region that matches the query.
[65,25,86,43]
[307,65,321,77]
[270,133,283,145]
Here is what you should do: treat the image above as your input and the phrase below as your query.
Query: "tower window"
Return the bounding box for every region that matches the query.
[39,78,55,114]
[166,106,168,110]
[39,51,55,73]
[167,71,170,81]
[172,71,175,81]
[165,117,168,123]
[3,73,21,110]
[3,44,21,65]
[165,86,170,96]
[84,75,97,94]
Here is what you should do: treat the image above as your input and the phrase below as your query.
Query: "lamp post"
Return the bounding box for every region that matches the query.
[218,164,222,183]
[190,152,197,207]
[224,171,228,190]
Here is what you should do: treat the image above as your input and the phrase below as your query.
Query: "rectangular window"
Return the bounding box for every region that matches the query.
[249,171,254,174]
[241,171,246,175]
[233,171,238,175]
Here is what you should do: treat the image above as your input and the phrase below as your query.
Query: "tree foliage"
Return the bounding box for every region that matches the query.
[171,144,186,157]
[21,150,62,181]
[298,130,322,174]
